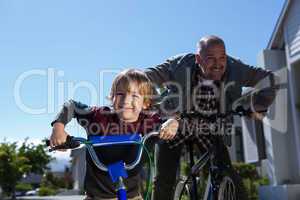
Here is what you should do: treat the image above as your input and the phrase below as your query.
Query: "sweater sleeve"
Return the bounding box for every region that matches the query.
[51,99,95,126]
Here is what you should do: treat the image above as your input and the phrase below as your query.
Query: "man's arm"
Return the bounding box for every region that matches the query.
[145,56,179,87]
[229,56,279,114]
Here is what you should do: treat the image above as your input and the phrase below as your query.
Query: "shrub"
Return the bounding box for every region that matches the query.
[233,162,269,200]
[15,183,33,192]
[38,187,56,196]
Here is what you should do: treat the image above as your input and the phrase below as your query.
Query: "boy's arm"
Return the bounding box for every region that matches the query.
[50,100,93,147]
[51,99,93,126]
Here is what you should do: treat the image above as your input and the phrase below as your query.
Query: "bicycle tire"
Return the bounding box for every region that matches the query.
[174,179,191,200]
[217,176,236,200]
[217,169,249,200]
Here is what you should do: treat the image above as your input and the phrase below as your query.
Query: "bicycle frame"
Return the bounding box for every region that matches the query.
[180,144,214,200]
[48,132,159,200]
[176,142,231,200]
[175,107,264,200]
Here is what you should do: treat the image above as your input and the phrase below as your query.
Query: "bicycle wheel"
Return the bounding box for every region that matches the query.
[217,176,236,200]
[174,179,191,200]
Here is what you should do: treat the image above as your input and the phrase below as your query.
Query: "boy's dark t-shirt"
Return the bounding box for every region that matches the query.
[51,100,160,198]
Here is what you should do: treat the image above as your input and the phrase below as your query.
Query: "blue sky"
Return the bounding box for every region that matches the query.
[0,0,285,144]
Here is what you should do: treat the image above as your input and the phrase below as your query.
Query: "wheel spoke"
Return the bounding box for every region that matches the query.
[217,176,236,200]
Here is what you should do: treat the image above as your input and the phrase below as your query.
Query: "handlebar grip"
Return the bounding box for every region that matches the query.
[45,139,50,147]
[234,105,267,116]
[46,135,80,152]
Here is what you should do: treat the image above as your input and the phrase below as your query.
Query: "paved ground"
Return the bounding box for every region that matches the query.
[17,196,85,200]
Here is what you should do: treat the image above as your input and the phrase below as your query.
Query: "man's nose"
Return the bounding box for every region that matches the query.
[210,58,218,66]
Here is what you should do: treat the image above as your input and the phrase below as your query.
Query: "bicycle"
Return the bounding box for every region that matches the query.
[46,131,159,200]
[173,108,264,200]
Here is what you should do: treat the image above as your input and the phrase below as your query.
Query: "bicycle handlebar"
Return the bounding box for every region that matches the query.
[180,106,267,120]
[46,132,159,172]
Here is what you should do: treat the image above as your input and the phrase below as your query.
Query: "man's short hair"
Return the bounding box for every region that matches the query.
[197,35,225,55]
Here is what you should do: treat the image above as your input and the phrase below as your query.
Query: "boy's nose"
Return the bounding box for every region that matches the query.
[123,94,133,104]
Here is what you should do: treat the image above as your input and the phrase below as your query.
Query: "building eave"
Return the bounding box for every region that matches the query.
[267,0,291,49]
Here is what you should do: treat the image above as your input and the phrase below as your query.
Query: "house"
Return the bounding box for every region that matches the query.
[242,0,300,199]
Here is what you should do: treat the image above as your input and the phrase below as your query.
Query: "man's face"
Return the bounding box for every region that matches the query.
[112,82,146,123]
[195,44,227,80]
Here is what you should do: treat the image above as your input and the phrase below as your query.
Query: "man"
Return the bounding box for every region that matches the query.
[145,35,278,200]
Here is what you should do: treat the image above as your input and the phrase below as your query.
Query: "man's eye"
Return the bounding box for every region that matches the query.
[206,57,215,61]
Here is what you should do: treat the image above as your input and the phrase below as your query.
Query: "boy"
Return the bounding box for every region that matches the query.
[49,69,178,200]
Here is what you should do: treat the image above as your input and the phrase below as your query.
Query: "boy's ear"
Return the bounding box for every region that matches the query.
[143,103,149,110]
[143,101,150,110]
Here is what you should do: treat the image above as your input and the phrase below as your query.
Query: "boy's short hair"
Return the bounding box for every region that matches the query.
[109,69,154,108]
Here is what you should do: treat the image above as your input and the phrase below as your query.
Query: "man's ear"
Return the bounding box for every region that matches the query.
[195,54,202,65]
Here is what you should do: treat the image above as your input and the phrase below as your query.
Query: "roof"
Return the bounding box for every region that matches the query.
[267,0,291,49]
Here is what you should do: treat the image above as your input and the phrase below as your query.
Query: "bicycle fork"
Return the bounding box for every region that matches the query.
[108,161,129,200]
[116,177,127,200]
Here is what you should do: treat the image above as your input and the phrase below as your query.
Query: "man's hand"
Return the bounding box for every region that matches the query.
[250,112,265,121]
[50,122,69,151]
[159,118,179,140]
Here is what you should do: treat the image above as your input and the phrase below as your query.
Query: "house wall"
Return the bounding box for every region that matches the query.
[284,0,300,63]
[283,0,300,181]
[256,49,298,184]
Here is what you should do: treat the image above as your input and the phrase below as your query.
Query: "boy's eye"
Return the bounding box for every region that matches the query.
[116,92,125,96]
[132,94,140,98]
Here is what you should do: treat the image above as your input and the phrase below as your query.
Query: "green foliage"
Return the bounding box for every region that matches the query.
[181,161,190,176]
[18,138,53,174]
[15,183,33,192]
[38,187,56,196]
[0,138,52,198]
[233,162,269,200]
[233,162,258,180]
[0,141,31,197]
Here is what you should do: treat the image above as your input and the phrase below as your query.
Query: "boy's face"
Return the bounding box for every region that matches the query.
[112,82,146,123]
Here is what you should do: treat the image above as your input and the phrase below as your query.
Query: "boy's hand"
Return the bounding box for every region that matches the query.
[159,118,179,140]
[50,122,69,151]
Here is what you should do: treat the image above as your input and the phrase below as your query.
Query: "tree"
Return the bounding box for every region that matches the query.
[18,138,53,175]
[0,138,52,199]
[0,141,30,198]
